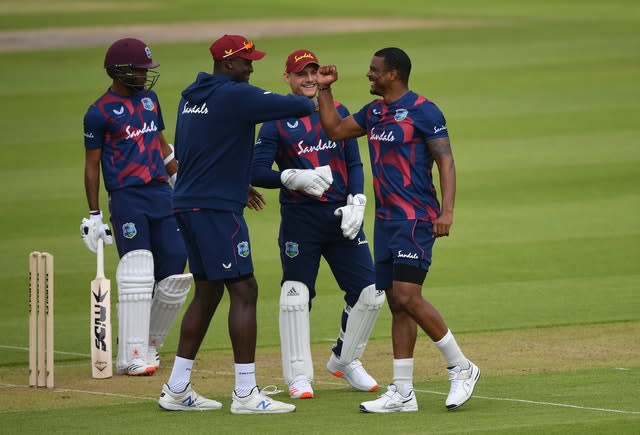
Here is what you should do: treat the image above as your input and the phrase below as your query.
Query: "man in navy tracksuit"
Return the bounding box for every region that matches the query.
[158,35,332,414]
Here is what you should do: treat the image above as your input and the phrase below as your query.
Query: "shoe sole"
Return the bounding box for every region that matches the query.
[116,366,156,376]
[230,407,296,414]
[328,370,378,392]
[158,402,222,412]
[446,366,481,411]
[359,404,418,413]
[290,391,314,399]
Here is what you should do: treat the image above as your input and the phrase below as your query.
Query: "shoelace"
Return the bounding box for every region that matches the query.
[261,385,283,396]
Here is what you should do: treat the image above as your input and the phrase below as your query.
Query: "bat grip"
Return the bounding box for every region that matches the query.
[96,238,105,279]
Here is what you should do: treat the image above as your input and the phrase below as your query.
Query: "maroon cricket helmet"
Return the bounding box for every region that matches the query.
[104,38,160,69]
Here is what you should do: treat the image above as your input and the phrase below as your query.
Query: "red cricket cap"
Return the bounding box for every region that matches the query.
[104,38,159,69]
[285,49,320,73]
[209,34,266,61]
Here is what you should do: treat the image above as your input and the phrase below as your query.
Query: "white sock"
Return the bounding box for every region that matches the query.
[167,356,194,393]
[393,358,414,397]
[235,362,256,397]
[434,329,469,369]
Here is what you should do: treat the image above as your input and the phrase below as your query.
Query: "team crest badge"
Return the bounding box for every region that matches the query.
[285,241,299,258]
[237,241,250,258]
[141,97,155,111]
[122,222,137,239]
[394,109,408,121]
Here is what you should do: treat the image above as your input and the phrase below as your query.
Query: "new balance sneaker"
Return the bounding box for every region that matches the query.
[231,386,296,414]
[288,377,314,399]
[359,384,418,413]
[445,360,480,410]
[158,383,223,411]
[326,354,378,392]
[116,358,156,376]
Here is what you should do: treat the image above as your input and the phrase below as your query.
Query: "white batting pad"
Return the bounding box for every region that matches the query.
[115,249,154,370]
[149,273,191,350]
[279,281,313,384]
[339,285,385,363]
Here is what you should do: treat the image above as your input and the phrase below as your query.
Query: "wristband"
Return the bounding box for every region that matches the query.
[163,143,175,165]
[317,86,331,91]
[89,210,101,216]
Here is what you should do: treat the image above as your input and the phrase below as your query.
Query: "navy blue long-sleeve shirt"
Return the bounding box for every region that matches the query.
[172,72,315,213]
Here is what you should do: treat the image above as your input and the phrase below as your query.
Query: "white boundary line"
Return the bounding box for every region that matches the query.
[415,388,640,415]
[0,383,156,406]
[0,344,88,357]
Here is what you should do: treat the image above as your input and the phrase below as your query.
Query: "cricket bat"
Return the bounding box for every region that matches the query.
[91,238,113,378]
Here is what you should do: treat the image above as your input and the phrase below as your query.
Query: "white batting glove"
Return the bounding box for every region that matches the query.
[168,172,177,188]
[80,211,113,253]
[334,193,366,240]
[281,165,333,197]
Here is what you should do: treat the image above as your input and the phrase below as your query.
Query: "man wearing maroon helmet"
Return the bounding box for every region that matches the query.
[251,49,384,400]
[81,38,191,377]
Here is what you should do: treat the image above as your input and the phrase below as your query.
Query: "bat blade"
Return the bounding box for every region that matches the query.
[91,276,113,379]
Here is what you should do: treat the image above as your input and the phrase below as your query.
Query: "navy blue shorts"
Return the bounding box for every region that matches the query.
[373,219,434,290]
[175,209,253,281]
[279,204,374,306]
[108,184,187,281]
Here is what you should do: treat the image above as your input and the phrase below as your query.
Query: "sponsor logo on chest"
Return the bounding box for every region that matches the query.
[296,139,337,155]
[369,128,396,142]
[182,101,209,115]
[125,121,158,140]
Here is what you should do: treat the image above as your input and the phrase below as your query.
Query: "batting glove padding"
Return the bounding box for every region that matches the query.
[334,193,366,240]
[281,165,333,197]
[80,211,113,253]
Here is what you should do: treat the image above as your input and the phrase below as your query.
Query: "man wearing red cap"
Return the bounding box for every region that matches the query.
[251,49,384,400]
[81,38,191,377]
[158,35,331,413]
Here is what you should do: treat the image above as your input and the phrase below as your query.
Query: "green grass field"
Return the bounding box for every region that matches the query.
[1,1,639,433]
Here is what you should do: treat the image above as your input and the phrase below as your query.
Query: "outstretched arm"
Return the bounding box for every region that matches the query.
[317,65,366,141]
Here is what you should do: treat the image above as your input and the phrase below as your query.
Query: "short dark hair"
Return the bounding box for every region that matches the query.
[374,47,411,84]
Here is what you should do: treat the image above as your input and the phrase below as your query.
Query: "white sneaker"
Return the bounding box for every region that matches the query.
[158,383,223,411]
[446,360,480,410]
[359,384,418,413]
[116,358,156,376]
[327,354,378,392]
[288,377,314,399]
[231,386,296,414]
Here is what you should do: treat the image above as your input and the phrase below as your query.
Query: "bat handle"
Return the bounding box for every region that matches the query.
[96,238,105,279]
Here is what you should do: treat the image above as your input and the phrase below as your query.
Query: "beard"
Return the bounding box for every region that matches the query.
[369,82,381,96]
